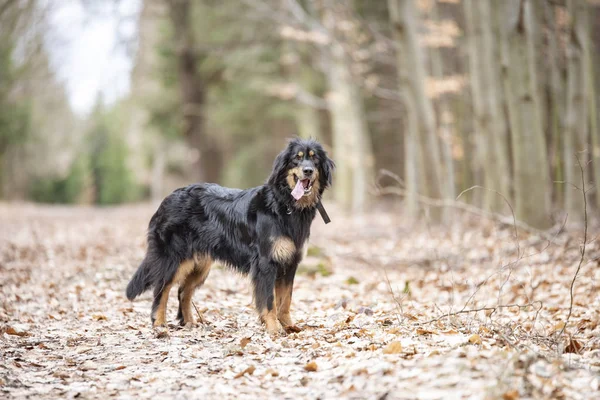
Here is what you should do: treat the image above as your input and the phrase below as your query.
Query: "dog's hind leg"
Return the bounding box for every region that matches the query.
[151,281,172,328]
[177,255,212,326]
[252,258,284,335]
[150,259,196,328]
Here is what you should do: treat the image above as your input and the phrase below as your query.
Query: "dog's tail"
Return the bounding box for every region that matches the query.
[126,249,182,300]
[126,258,153,300]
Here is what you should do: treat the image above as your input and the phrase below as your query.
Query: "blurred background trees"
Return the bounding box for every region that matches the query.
[2,0,600,229]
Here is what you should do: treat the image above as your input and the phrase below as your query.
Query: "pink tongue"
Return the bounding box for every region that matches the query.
[291,179,304,200]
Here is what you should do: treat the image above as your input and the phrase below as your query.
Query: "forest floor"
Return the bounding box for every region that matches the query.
[1,202,600,399]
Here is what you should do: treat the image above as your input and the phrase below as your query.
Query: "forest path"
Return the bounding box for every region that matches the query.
[1,203,599,399]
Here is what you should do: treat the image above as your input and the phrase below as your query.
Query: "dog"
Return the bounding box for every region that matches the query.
[126,138,334,335]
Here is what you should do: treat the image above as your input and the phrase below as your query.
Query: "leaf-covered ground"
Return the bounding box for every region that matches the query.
[1,203,600,399]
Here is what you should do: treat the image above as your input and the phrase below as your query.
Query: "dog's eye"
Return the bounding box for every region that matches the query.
[296,151,304,160]
[308,150,315,157]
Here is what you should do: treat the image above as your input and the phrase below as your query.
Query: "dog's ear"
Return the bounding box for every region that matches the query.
[323,156,335,188]
[268,147,290,185]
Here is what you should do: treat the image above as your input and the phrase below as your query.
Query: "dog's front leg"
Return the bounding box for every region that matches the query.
[252,258,285,336]
[276,275,295,328]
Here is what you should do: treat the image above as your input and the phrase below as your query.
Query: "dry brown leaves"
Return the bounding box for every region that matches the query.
[1,203,600,399]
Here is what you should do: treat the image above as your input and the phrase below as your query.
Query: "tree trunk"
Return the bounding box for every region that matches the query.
[545,0,565,208]
[291,47,322,140]
[504,0,551,229]
[563,0,589,224]
[388,0,445,222]
[323,5,374,213]
[464,0,511,212]
[168,0,222,184]
[429,1,456,207]
[581,3,600,210]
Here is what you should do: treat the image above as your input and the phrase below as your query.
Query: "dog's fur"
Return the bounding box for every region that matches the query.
[126,138,334,334]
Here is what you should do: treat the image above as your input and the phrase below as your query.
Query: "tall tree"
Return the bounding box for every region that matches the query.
[563,0,590,224]
[503,0,551,229]
[167,0,223,183]
[322,1,374,213]
[464,0,511,211]
[388,0,445,221]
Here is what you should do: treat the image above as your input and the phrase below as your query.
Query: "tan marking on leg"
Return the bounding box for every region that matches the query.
[276,281,294,327]
[180,255,212,325]
[260,288,283,335]
[261,307,283,335]
[172,259,195,284]
[271,237,296,263]
[153,283,172,327]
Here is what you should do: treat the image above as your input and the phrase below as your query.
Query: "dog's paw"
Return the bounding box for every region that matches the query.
[266,320,286,337]
[184,322,200,330]
[278,313,294,328]
[153,326,169,339]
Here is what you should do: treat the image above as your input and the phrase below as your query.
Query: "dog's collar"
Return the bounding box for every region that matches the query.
[286,201,331,224]
[316,201,331,224]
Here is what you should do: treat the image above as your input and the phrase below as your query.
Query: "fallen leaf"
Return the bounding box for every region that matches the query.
[240,337,251,349]
[550,321,565,334]
[285,325,302,333]
[53,371,70,379]
[234,365,255,378]
[416,328,436,335]
[468,334,482,345]
[565,336,583,354]
[304,361,318,372]
[502,389,519,400]
[440,329,459,335]
[265,368,279,377]
[92,314,107,321]
[154,328,169,339]
[383,341,402,354]
[4,326,29,337]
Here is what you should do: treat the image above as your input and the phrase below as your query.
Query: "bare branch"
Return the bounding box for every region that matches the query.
[376,170,560,241]
[557,155,588,340]
[417,301,544,326]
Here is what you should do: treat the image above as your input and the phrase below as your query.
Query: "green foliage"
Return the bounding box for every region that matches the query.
[0,43,31,156]
[345,276,360,285]
[147,1,302,187]
[88,103,140,205]
[29,155,88,204]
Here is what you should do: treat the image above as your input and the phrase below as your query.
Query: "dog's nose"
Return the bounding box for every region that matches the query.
[303,167,314,176]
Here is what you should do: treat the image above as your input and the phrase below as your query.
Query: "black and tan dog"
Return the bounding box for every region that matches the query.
[126,138,334,335]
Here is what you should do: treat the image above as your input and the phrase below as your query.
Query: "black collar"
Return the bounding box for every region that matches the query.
[286,201,330,224]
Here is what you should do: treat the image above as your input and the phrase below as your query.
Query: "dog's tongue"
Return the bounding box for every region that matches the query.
[291,179,304,200]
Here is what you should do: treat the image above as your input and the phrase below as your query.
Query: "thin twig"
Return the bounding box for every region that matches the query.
[376,170,559,241]
[417,301,543,326]
[191,300,205,324]
[557,156,589,339]
[383,268,404,325]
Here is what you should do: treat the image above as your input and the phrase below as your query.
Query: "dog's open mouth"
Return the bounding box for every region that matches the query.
[291,176,314,200]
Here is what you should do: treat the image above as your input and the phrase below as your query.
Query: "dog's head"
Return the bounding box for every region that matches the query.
[268,138,335,208]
